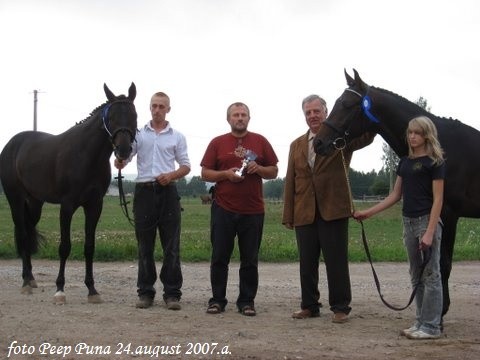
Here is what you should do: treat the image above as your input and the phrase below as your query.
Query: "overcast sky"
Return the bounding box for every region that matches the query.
[1,0,479,178]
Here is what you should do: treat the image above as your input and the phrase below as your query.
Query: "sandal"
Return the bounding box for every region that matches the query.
[206,303,223,314]
[239,305,256,316]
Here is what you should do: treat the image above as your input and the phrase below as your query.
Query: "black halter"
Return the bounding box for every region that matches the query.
[321,87,380,150]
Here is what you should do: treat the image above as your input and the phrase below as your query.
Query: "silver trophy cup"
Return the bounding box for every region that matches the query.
[235,150,257,176]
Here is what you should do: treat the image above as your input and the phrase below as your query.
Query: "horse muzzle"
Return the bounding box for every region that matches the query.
[314,137,335,156]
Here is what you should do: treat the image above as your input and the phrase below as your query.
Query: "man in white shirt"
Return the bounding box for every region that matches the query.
[115,91,190,310]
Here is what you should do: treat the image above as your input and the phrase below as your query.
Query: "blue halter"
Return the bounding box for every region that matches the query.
[102,104,113,137]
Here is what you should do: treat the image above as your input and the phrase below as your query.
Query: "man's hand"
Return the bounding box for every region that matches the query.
[114,159,126,170]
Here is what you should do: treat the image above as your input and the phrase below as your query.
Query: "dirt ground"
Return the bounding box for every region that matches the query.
[0,260,479,360]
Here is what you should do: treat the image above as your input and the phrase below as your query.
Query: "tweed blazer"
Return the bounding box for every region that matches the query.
[282,131,375,225]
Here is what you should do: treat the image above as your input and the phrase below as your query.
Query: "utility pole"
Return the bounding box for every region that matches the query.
[33,89,39,131]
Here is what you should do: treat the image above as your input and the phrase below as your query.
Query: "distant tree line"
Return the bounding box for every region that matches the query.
[0,169,390,199]
[106,168,390,200]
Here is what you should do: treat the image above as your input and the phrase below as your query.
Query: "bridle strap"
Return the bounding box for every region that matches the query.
[115,169,135,227]
[360,219,431,311]
[115,169,163,231]
[345,88,362,98]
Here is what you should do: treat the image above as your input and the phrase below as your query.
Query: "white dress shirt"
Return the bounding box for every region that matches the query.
[129,121,191,183]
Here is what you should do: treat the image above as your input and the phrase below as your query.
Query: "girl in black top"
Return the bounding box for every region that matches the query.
[354,115,445,340]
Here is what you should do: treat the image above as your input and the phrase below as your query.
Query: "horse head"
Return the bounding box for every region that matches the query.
[102,83,138,160]
[314,69,380,156]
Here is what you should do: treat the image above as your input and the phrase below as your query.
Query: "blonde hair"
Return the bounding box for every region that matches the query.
[406,116,444,165]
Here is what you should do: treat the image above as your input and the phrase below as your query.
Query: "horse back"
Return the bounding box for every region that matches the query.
[0,130,111,205]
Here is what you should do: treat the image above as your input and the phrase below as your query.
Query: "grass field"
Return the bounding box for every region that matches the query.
[0,195,479,262]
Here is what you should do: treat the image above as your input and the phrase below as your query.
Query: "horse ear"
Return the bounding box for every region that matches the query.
[128,82,136,102]
[352,69,368,92]
[345,69,355,87]
[104,83,116,102]
[353,69,364,84]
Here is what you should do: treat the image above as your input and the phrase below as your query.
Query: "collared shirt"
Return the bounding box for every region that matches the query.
[308,130,316,169]
[129,121,191,183]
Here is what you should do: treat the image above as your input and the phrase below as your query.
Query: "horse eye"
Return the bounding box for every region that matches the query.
[340,99,354,109]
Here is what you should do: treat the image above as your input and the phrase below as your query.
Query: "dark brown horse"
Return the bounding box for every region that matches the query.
[0,83,137,304]
[314,69,480,317]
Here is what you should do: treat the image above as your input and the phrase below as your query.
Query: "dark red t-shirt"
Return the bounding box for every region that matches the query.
[200,132,278,214]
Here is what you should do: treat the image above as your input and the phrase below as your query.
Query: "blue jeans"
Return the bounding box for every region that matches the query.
[403,215,443,335]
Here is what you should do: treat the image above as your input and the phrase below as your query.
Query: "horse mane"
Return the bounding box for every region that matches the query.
[74,94,129,126]
[373,86,465,125]
[75,103,106,126]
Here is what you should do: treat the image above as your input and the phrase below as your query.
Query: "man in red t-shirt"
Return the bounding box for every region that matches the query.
[200,102,278,316]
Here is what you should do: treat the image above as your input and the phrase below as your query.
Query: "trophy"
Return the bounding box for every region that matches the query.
[235,150,257,176]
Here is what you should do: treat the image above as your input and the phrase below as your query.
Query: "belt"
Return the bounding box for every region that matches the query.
[136,181,174,188]
[136,181,161,188]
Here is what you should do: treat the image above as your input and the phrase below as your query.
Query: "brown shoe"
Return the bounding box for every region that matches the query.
[292,308,320,319]
[332,312,348,323]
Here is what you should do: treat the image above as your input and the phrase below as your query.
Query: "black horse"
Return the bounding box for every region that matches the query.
[0,83,137,304]
[314,69,480,317]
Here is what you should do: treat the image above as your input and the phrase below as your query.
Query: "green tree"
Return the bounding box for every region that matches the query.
[187,176,207,197]
[349,168,378,198]
[370,168,389,196]
[263,178,284,199]
[382,143,399,192]
[176,177,188,197]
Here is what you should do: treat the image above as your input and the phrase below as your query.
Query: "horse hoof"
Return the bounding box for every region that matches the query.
[53,291,66,305]
[29,279,38,288]
[88,294,103,304]
[21,285,33,295]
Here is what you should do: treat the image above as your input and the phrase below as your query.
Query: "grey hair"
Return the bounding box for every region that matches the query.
[302,94,328,114]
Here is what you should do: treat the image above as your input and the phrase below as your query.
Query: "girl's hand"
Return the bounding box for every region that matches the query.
[419,233,433,251]
[353,210,368,221]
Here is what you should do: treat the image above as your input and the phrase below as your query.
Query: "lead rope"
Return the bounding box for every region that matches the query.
[115,169,166,232]
[340,149,430,311]
[115,169,136,227]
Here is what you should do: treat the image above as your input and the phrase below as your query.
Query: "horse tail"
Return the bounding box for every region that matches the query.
[14,203,45,257]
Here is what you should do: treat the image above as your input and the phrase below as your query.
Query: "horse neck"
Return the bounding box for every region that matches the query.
[76,113,114,161]
[372,88,428,157]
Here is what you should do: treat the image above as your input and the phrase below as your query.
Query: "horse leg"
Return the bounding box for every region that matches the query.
[22,198,45,290]
[83,200,103,304]
[6,192,41,292]
[440,210,458,319]
[53,206,74,305]
[20,253,34,294]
